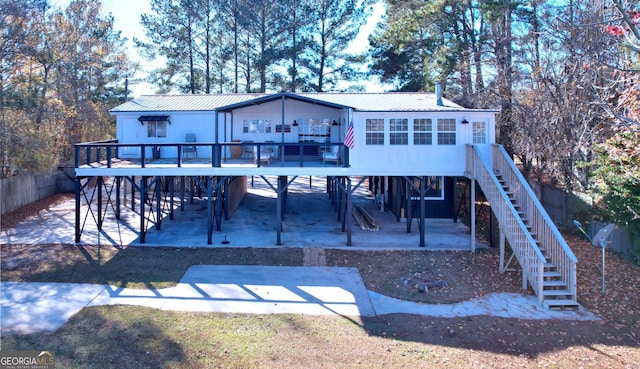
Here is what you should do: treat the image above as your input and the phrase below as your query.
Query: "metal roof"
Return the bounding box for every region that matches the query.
[110,94,270,112]
[298,92,465,111]
[110,92,491,113]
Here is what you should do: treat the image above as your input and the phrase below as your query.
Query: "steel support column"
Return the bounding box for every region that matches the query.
[471,178,476,252]
[180,176,185,211]
[403,176,441,247]
[169,176,175,220]
[276,176,284,245]
[330,176,367,246]
[346,177,353,245]
[130,176,135,210]
[115,176,121,220]
[97,176,103,230]
[419,177,426,247]
[215,178,223,231]
[155,176,162,230]
[207,177,213,244]
[75,177,81,242]
[140,177,147,243]
[223,177,230,221]
[406,177,412,233]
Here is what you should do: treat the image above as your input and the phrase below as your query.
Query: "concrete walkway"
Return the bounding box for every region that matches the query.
[1,265,600,335]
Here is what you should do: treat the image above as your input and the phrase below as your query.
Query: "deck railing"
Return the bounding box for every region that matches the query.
[74,140,350,169]
[490,144,578,302]
[466,144,546,304]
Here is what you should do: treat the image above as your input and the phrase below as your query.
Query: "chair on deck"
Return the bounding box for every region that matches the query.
[322,145,340,164]
[183,133,197,158]
[253,145,272,165]
[242,141,254,159]
[265,141,279,161]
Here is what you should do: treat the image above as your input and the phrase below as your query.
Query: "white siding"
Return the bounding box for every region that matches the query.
[114,97,495,174]
[117,111,216,158]
[348,112,495,176]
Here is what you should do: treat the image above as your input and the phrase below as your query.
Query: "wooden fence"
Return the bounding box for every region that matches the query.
[0,169,74,216]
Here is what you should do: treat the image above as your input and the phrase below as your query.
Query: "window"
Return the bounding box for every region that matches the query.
[389,118,408,145]
[473,121,487,144]
[413,118,432,145]
[366,118,385,145]
[243,119,272,133]
[139,115,169,138]
[425,176,444,199]
[147,121,167,138]
[437,118,456,145]
[299,118,329,135]
[412,176,444,200]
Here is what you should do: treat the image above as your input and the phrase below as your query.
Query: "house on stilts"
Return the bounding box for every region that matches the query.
[73,88,578,309]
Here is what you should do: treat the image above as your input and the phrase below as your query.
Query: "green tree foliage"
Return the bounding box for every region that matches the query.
[590,127,640,257]
[370,0,492,99]
[0,0,128,177]
[138,0,371,93]
[303,0,371,92]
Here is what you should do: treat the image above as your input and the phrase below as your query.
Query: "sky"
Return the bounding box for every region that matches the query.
[52,0,389,96]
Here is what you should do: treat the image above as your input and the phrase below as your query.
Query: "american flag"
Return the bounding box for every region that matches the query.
[344,123,355,149]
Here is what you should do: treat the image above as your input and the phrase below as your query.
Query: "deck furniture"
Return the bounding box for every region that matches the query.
[322,145,340,164]
[183,133,197,158]
[253,145,272,165]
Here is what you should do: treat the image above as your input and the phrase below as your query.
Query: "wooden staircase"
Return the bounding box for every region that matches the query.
[494,171,579,310]
[466,144,579,310]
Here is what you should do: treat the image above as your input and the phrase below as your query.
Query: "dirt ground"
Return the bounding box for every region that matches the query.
[1,194,639,368]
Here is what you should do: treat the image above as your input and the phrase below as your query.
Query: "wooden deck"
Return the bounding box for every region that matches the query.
[74,141,359,177]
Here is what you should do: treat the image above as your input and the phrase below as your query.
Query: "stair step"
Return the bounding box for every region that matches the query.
[543,289,573,296]
[544,299,580,310]
[544,271,562,278]
[543,280,566,287]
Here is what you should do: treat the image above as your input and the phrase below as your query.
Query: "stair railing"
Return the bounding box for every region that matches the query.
[491,145,578,303]
[466,145,546,304]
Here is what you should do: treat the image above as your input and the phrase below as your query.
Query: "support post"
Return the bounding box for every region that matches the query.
[140,177,147,243]
[406,178,412,233]
[207,177,213,244]
[337,177,344,222]
[419,176,425,247]
[169,176,175,220]
[97,176,103,230]
[115,176,121,220]
[452,177,458,223]
[180,176,185,211]
[223,177,230,220]
[346,177,353,246]
[276,176,284,245]
[215,178,223,231]
[75,177,81,243]
[131,176,136,210]
[499,228,506,273]
[471,178,476,252]
[155,176,162,230]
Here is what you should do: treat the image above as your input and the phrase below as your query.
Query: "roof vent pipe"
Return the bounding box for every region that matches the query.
[435,82,443,106]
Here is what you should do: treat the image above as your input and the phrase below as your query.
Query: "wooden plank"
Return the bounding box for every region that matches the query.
[352,205,379,231]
